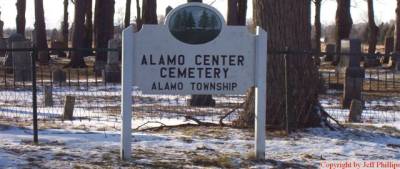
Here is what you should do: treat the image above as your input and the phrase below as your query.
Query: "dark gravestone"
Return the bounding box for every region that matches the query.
[102,39,121,83]
[31,29,36,46]
[0,38,6,57]
[382,37,394,64]
[63,95,75,120]
[52,68,67,83]
[44,86,53,107]
[339,39,364,108]
[396,54,400,71]
[50,29,58,42]
[364,52,380,68]
[325,44,335,62]
[4,33,25,68]
[13,41,32,82]
[166,6,173,16]
[337,39,362,73]
[0,12,3,38]
[189,95,216,107]
[348,99,362,122]
[0,20,3,38]
[50,40,67,58]
[385,37,394,55]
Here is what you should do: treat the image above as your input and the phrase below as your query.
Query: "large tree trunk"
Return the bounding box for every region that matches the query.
[16,0,26,37]
[61,0,69,47]
[314,0,322,54]
[34,0,49,64]
[142,0,157,24]
[234,0,322,131]
[367,0,378,54]
[67,0,87,68]
[186,0,216,107]
[237,0,247,25]
[125,0,132,28]
[228,0,247,26]
[94,0,115,69]
[83,0,93,56]
[0,12,4,38]
[395,0,400,52]
[334,0,353,64]
[227,0,239,25]
[135,0,142,30]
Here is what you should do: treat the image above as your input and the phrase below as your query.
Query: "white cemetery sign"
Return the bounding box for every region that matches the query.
[121,2,267,160]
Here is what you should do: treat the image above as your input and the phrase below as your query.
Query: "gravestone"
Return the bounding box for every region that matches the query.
[12,40,32,82]
[337,39,362,73]
[50,40,67,58]
[166,6,173,16]
[339,39,364,108]
[50,29,59,42]
[94,61,106,76]
[348,99,362,122]
[384,37,394,64]
[31,29,37,46]
[325,44,335,62]
[385,37,394,53]
[396,54,400,71]
[342,67,364,108]
[63,95,75,120]
[387,54,397,69]
[102,38,121,83]
[52,68,67,83]
[44,86,53,107]
[0,19,3,38]
[0,38,6,57]
[0,12,3,38]
[4,33,25,68]
[364,52,380,68]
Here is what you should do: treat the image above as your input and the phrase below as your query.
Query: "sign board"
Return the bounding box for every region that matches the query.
[132,4,255,95]
[121,2,267,161]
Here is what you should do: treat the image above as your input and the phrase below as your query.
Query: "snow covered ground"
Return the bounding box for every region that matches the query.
[0,118,399,168]
[1,86,400,168]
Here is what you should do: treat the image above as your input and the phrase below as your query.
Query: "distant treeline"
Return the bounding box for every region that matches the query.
[313,21,396,45]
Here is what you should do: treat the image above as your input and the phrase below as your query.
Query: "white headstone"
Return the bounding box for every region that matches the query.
[107,38,121,65]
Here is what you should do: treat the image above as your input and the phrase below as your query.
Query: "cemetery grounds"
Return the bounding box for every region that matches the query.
[0,57,399,168]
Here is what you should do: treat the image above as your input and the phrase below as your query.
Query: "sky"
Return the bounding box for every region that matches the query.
[0,0,397,29]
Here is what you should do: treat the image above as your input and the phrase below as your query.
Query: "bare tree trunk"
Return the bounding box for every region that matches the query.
[228,0,239,25]
[125,0,132,28]
[395,0,400,52]
[142,0,157,24]
[314,0,322,54]
[0,12,4,38]
[34,0,49,64]
[335,0,353,64]
[237,0,247,25]
[186,0,216,107]
[67,0,87,68]
[83,0,93,56]
[235,0,322,130]
[135,0,142,30]
[367,0,378,54]
[227,0,247,26]
[61,0,69,47]
[16,0,26,36]
[94,0,115,64]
